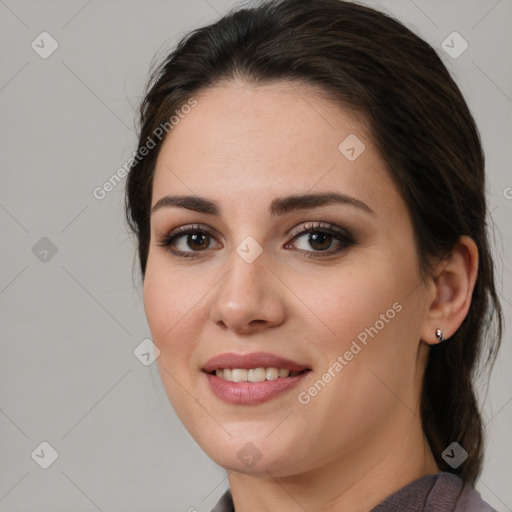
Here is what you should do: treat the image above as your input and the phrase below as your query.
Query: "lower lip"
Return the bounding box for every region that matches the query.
[204,371,311,405]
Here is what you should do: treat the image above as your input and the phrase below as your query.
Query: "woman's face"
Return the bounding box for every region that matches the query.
[144,80,433,477]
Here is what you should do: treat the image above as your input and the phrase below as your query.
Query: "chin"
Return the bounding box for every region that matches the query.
[197,434,301,476]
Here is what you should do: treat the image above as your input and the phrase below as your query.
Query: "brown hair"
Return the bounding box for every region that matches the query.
[125,0,503,485]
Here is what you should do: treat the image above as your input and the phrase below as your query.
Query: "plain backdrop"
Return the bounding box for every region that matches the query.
[1,1,511,511]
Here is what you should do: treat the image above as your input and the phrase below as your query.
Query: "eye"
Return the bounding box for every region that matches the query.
[157,221,355,259]
[157,224,221,257]
[284,221,355,258]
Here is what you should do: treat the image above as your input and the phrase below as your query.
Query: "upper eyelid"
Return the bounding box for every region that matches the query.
[287,220,351,239]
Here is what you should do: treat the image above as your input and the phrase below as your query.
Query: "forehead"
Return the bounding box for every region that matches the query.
[151,80,397,219]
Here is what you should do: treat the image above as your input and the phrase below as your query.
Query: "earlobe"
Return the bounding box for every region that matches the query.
[420,235,479,345]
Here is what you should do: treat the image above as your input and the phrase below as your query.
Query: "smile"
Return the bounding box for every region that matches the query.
[202,351,312,404]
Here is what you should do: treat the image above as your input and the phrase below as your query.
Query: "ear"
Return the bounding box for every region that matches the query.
[420,235,479,345]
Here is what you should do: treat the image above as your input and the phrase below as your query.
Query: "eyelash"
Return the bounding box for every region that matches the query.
[156,221,355,259]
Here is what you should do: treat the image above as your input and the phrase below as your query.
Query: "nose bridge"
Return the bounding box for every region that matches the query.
[219,242,269,309]
[210,240,285,331]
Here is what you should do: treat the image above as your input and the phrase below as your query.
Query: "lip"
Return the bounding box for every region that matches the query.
[201,351,310,373]
[204,371,311,405]
[201,352,312,406]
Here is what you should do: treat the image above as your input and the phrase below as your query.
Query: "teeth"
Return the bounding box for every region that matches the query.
[214,367,302,382]
[266,367,279,380]
[232,369,247,382]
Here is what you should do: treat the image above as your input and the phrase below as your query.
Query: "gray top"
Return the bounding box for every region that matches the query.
[211,472,497,512]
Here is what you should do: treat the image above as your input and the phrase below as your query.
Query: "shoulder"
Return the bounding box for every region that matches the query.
[418,472,497,512]
[210,473,497,512]
[448,474,498,512]
[371,472,497,512]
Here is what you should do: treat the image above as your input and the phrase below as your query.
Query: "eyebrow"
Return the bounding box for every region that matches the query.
[150,192,376,217]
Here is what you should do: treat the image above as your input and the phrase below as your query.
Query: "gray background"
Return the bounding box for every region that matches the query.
[1,0,511,511]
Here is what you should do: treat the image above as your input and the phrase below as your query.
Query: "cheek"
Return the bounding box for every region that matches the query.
[143,262,199,369]
[144,252,194,332]
[299,249,421,396]
[302,264,403,349]
[143,266,203,420]
[288,271,417,467]
[143,272,173,345]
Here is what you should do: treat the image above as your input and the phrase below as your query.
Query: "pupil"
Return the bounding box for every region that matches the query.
[189,233,209,250]
[310,232,331,250]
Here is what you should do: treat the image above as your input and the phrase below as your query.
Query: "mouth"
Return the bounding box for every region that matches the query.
[201,352,312,405]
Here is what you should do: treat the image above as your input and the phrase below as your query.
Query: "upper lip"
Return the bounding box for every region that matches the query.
[202,352,311,373]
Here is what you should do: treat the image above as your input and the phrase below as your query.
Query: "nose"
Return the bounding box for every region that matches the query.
[209,247,286,335]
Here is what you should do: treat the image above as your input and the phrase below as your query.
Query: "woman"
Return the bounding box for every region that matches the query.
[124,0,503,510]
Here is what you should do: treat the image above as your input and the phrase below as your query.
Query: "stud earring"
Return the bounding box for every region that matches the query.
[435,328,444,343]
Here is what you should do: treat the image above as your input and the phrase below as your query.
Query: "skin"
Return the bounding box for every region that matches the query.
[143,80,478,512]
